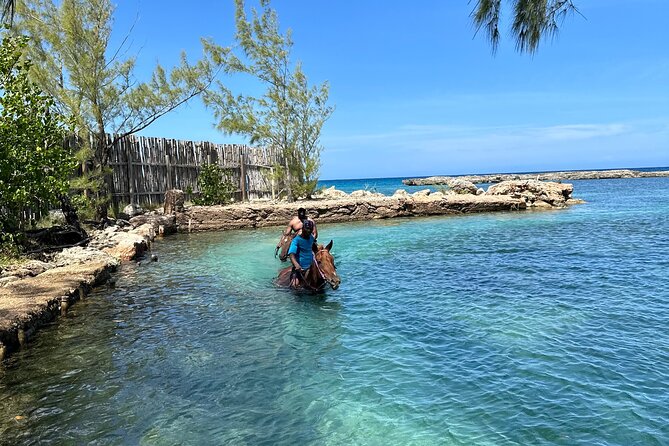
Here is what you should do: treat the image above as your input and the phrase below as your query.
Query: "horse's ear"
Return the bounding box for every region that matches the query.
[325,240,333,251]
[312,242,318,253]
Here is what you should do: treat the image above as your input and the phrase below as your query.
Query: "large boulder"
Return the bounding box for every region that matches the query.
[122,203,145,218]
[486,180,573,207]
[446,178,478,195]
[129,213,178,236]
[164,189,185,214]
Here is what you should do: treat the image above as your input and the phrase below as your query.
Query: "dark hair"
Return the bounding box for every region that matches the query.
[302,219,314,231]
[297,208,306,217]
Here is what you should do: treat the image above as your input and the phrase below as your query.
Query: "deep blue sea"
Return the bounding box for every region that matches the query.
[1,174,669,445]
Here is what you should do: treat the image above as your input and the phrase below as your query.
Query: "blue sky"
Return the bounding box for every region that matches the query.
[115,1,669,180]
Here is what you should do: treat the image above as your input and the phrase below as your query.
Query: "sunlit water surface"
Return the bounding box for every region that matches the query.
[1,177,669,445]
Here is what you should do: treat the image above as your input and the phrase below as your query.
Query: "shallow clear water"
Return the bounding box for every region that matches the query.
[2,177,669,445]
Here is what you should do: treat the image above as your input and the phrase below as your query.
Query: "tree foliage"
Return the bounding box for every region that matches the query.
[471,0,579,54]
[0,32,74,237]
[13,0,226,218]
[204,0,333,201]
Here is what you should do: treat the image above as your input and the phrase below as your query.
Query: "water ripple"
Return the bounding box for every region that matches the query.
[1,178,669,444]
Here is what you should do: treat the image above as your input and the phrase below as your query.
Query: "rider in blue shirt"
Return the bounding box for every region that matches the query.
[288,219,315,287]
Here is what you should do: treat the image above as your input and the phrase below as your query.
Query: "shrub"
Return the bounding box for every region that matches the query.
[0,33,75,236]
[193,164,236,205]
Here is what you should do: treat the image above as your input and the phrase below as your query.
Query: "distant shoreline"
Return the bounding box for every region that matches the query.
[403,169,669,186]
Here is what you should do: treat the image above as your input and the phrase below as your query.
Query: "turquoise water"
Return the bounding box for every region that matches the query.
[319,167,669,195]
[1,177,669,445]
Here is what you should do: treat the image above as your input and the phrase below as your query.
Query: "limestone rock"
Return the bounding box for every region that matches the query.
[164,189,185,214]
[486,180,573,207]
[0,260,53,279]
[0,276,19,287]
[122,203,145,218]
[53,247,120,268]
[313,186,348,200]
[350,190,385,198]
[102,231,149,261]
[130,213,177,236]
[446,178,478,195]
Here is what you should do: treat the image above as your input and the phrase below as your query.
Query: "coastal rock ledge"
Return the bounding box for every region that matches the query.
[0,214,175,362]
[175,180,577,232]
[403,169,669,186]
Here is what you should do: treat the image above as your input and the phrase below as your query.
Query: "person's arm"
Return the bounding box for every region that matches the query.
[312,220,318,240]
[289,253,302,272]
[288,237,302,273]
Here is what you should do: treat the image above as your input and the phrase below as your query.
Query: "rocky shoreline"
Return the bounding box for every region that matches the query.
[402,169,669,186]
[0,179,581,363]
[176,181,579,232]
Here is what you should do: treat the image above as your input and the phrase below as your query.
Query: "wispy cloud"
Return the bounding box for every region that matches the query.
[525,124,629,140]
[326,122,632,146]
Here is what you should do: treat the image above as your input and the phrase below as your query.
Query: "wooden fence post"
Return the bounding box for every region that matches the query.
[270,166,275,200]
[127,137,135,205]
[239,146,247,201]
[165,153,172,191]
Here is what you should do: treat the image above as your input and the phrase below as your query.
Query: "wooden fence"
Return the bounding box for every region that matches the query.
[99,135,280,207]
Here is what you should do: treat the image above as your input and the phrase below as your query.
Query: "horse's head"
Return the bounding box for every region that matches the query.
[312,240,340,290]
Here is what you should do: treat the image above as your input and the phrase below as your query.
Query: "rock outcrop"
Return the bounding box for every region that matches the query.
[487,180,574,208]
[164,189,185,214]
[403,169,669,186]
[0,212,173,362]
[176,192,529,232]
[445,178,478,195]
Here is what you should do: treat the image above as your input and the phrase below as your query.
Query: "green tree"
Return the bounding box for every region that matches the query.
[14,0,226,219]
[203,0,333,201]
[193,164,236,206]
[0,32,75,237]
[471,0,579,54]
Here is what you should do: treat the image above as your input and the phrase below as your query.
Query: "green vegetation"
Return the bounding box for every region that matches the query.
[472,0,579,54]
[193,164,236,206]
[204,0,333,201]
[0,0,581,261]
[13,0,225,219]
[0,33,74,247]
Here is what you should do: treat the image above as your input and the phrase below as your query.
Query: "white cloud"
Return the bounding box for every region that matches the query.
[326,122,633,147]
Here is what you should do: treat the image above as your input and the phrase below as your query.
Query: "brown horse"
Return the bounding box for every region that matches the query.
[275,230,295,261]
[275,240,341,292]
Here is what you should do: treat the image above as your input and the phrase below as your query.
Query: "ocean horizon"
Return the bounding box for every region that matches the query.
[318,166,669,197]
[320,165,669,183]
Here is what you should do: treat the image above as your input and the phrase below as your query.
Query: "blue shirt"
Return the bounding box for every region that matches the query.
[288,234,315,269]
